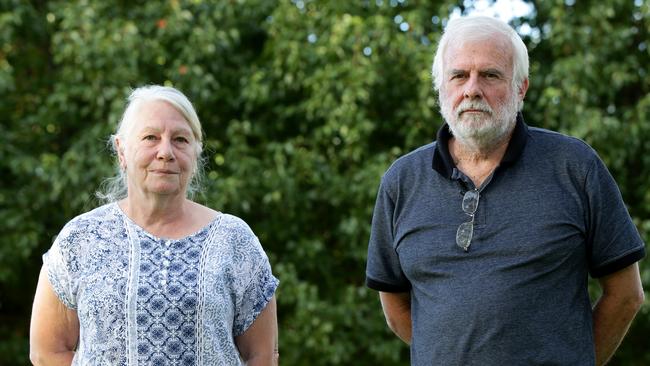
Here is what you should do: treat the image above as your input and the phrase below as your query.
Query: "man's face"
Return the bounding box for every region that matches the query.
[439,37,526,150]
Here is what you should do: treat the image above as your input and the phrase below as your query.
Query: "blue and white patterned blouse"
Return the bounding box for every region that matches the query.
[44,203,279,365]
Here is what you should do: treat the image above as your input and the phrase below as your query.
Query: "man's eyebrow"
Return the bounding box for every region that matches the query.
[448,69,467,76]
[480,68,505,76]
[138,126,160,134]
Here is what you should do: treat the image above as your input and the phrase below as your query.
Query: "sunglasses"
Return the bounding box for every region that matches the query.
[456,189,479,252]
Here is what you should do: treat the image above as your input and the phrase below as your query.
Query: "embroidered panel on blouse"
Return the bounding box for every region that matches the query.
[132,223,204,365]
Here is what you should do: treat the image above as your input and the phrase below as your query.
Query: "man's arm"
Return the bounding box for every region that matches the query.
[593,262,644,366]
[235,296,279,366]
[379,291,412,345]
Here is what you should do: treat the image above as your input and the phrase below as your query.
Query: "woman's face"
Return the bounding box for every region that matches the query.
[117,100,198,198]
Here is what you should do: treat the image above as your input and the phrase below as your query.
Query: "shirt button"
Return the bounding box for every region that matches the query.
[163,260,170,267]
[161,269,168,276]
[165,240,172,247]
[164,250,171,256]
[160,280,167,286]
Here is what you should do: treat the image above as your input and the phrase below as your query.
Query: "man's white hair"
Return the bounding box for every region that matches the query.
[431,16,529,92]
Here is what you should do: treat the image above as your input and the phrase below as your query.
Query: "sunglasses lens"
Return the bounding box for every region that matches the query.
[462,190,479,214]
[456,220,474,251]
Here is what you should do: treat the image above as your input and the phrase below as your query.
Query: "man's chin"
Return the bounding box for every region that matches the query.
[456,114,491,126]
[453,126,511,150]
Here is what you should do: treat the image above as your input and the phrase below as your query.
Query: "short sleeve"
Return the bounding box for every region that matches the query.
[585,155,646,277]
[232,233,279,336]
[365,176,411,292]
[43,224,80,309]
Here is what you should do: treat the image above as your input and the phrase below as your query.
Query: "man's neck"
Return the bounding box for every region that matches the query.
[449,133,512,187]
[450,134,510,163]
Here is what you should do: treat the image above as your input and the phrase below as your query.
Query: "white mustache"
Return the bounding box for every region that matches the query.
[456,101,493,117]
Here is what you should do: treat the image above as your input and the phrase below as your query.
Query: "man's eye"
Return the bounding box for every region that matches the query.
[175,137,189,143]
[484,71,502,79]
[143,135,157,141]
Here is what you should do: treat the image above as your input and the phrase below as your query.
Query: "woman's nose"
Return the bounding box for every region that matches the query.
[156,139,175,161]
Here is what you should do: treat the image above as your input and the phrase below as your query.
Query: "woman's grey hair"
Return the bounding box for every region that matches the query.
[96,85,205,203]
[431,15,529,93]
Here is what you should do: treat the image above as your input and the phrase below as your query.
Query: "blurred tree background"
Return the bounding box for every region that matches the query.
[1,0,648,364]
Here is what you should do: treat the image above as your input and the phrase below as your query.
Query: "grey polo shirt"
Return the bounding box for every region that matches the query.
[365,115,645,365]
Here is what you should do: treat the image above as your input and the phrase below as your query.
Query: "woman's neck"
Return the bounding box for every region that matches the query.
[119,192,191,238]
[118,191,219,239]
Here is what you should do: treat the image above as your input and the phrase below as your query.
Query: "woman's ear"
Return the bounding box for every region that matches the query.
[115,137,126,170]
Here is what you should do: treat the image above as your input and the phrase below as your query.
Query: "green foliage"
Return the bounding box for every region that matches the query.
[1,0,648,365]
[526,1,650,364]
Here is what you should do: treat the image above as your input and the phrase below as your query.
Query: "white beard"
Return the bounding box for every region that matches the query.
[440,89,520,152]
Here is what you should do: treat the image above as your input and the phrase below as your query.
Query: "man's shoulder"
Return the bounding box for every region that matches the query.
[527,126,598,160]
[384,142,436,178]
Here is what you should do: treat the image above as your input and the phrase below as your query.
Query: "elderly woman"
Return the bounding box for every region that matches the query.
[30,85,279,365]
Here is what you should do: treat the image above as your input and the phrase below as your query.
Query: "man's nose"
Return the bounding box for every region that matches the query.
[463,73,483,99]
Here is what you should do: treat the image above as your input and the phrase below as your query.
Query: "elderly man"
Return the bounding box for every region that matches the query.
[365,15,645,365]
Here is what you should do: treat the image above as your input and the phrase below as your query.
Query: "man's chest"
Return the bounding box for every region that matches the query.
[391,178,588,285]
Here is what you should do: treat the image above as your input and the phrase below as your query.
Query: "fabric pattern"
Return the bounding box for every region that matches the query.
[44,203,278,366]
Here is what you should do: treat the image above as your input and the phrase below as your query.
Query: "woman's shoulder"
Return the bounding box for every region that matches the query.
[56,203,122,244]
[187,201,221,229]
[214,213,256,240]
[47,203,125,272]
[206,213,272,282]
[203,211,269,256]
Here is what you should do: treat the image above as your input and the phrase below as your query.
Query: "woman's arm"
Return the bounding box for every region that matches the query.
[235,296,279,366]
[30,266,80,366]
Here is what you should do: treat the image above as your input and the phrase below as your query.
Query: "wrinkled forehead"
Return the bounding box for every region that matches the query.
[137,100,189,122]
[443,36,514,75]
[130,100,192,132]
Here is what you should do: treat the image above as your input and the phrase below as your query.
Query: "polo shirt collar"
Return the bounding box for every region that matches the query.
[431,112,529,179]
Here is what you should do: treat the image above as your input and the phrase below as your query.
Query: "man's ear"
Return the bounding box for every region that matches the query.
[519,78,529,100]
